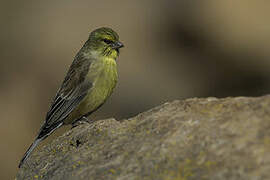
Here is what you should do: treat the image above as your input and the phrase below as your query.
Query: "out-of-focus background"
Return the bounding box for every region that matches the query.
[1,0,270,179]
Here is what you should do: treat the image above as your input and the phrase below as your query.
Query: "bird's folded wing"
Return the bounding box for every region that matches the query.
[38,57,93,138]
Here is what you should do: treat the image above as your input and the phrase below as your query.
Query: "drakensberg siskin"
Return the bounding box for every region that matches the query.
[19,27,124,168]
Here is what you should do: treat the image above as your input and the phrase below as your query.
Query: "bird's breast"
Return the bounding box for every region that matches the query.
[91,57,118,102]
[69,57,118,122]
[65,57,118,124]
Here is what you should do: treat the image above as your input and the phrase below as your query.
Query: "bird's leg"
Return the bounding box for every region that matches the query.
[71,116,90,128]
[82,116,90,122]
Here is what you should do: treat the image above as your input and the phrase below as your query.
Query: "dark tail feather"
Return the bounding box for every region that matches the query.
[18,138,41,168]
[18,122,63,168]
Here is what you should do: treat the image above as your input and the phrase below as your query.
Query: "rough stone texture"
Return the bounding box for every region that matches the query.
[16,96,270,180]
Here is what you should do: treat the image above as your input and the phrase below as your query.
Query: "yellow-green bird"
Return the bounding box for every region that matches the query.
[18,27,124,168]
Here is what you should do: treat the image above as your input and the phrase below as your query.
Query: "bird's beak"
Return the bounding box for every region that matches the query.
[112,41,124,49]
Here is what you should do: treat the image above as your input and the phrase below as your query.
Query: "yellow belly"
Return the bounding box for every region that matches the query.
[64,57,118,124]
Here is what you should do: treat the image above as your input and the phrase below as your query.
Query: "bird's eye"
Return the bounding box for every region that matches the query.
[103,39,113,44]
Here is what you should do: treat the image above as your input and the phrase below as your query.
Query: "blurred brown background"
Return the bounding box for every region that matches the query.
[1,0,270,179]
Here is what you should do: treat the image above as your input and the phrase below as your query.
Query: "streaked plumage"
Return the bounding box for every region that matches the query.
[19,27,123,168]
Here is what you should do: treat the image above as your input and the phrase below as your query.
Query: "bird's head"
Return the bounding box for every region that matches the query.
[87,27,124,58]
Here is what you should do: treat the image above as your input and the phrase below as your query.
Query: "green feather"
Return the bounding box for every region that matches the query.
[19,27,123,168]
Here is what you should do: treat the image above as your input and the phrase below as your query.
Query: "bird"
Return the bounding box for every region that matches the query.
[18,27,124,168]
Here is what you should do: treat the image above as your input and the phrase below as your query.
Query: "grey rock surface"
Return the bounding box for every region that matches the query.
[16,96,270,180]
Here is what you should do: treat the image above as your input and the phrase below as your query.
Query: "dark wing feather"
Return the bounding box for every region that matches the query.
[18,54,93,168]
[38,55,93,138]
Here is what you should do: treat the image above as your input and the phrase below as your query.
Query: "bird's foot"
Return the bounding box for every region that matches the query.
[71,117,90,128]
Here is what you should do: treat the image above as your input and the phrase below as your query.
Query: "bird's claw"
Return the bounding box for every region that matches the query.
[71,117,90,128]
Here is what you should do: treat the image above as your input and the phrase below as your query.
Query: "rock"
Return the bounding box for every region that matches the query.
[16,95,270,180]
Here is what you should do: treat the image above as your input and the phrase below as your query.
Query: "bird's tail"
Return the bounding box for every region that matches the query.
[18,138,41,168]
[18,122,63,168]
